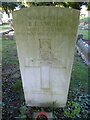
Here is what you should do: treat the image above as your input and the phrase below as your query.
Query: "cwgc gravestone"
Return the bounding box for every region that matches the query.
[13,7,79,107]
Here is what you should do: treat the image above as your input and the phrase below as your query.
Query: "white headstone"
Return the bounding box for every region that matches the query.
[13,7,79,107]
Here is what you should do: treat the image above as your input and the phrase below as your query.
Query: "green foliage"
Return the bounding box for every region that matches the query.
[15,105,26,120]
[2,2,21,17]
[0,102,5,107]
[48,101,58,119]
[78,29,90,40]
[87,1,90,10]
[27,2,83,10]
[2,2,18,17]
[48,101,57,111]
[67,2,83,10]
[19,106,26,115]
[2,2,19,11]
[64,101,80,119]
[1,1,89,11]
[11,80,23,93]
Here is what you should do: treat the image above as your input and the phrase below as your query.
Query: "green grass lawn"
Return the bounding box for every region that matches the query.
[2,39,19,66]
[78,29,90,40]
[0,24,11,31]
[80,17,90,23]
[69,54,88,94]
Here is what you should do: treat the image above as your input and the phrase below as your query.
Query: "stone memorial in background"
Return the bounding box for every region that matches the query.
[13,7,79,107]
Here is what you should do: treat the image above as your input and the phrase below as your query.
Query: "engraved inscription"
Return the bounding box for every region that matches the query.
[24,39,67,68]
[39,39,51,64]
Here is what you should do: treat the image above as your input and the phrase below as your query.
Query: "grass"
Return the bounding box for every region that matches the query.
[11,79,23,93]
[80,17,90,23]
[69,54,88,93]
[78,29,90,40]
[2,39,19,65]
[0,24,11,32]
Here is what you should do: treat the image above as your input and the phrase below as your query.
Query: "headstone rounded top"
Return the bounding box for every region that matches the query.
[14,6,80,14]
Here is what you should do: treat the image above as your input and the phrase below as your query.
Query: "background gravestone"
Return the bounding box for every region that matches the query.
[13,7,79,107]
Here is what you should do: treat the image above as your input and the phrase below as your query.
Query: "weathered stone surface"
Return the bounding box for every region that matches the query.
[13,7,79,107]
